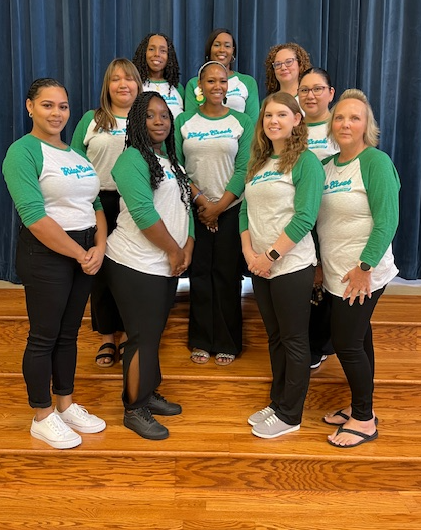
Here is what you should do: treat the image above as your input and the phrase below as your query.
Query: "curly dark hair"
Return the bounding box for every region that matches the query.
[265,42,311,95]
[132,33,180,92]
[126,92,190,210]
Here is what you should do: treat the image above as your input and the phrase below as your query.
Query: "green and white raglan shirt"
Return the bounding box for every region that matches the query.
[106,147,194,277]
[71,110,127,191]
[317,147,400,297]
[142,81,185,118]
[185,72,260,124]
[307,121,338,161]
[239,150,325,279]
[3,134,101,230]
[175,108,253,209]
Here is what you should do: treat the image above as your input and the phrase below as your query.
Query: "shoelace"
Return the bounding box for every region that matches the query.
[259,406,274,416]
[265,415,280,426]
[68,404,90,420]
[152,391,167,403]
[47,414,72,435]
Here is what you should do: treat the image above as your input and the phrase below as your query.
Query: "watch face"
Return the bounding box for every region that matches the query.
[269,249,280,260]
[360,262,371,271]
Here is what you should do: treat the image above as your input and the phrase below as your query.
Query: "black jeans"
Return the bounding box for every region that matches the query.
[16,226,95,408]
[252,265,315,425]
[103,257,177,410]
[329,287,385,421]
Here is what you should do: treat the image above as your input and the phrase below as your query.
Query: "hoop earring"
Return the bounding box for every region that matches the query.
[29,112,33,118]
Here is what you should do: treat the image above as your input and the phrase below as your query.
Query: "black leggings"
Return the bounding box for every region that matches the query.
[16,226,95,408]
[329,287,385,421]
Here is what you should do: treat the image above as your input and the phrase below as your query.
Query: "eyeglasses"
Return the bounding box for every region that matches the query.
[297,86,330,97]
[272,58,297,70]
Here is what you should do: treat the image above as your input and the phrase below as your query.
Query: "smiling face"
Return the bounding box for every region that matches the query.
[298,72,334,123]
[332,98,367,152]
[198,64,228,105]
[146,35,168,80]
[109,66,139,112]
[145,96,171,152]
[209,32,234,70]
[26,86,69,143]
[263,100,302,152]
[273,48,300,89]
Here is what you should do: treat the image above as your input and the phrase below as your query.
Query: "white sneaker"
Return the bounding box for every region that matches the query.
[55,403,106,433]
[248,406,275,426]
[252,415,300,439]
[30,412,82,449]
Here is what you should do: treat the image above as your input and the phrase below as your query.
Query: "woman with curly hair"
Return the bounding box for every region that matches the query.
[184,28,259,124]
[265,42,311,97]
[240,92,324,439]
[103,92,194,440]
[132,33,184,117]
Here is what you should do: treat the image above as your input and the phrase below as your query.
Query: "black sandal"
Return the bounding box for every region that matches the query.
[95,342,117,368]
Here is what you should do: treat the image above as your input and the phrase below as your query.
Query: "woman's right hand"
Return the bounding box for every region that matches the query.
[168,247,185,276]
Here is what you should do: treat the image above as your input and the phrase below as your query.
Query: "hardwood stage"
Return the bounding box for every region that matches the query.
[0,283,420,529]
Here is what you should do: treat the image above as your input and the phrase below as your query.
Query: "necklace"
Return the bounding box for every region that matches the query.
[334,154,359,174]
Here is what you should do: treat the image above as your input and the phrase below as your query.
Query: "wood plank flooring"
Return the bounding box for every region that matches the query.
[0,286,421,529]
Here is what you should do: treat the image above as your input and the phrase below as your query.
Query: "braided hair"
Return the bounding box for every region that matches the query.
[132,33,180,93]
[126,91,191,210]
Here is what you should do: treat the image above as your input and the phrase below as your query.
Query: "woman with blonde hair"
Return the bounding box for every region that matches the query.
[72,58,142,367]
[240,91,324,438]
[319,89,400,448]
[265,42,311,97]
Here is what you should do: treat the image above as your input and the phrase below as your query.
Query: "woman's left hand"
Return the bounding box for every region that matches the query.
[248,252,272,278]
[341,266,372,306]
[81,246,105,275]
[197,201,220,226]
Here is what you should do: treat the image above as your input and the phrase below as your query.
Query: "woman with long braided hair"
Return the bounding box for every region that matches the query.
[132,33,184,118]
[103,91,194,440]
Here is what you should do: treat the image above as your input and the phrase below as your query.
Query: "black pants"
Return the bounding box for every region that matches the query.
[188,204,243,355]
[104,257,177,410]
[252,265,314,425]
[91,190,124,334]
[16,226,95,408]
[309,292,334,356]
[329,287,385,421]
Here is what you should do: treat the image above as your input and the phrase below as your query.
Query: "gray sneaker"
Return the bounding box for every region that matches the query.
[252,415,300,439]
[248,406,275,426]
[124,407,169,440]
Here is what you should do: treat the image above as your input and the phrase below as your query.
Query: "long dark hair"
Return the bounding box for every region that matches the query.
[204,28,237,62]
[126,92,190,209]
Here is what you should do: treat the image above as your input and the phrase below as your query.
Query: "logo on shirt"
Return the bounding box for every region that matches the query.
[187,128,233,141]
[308,138,328,149]
[61,164,97,179]
[250,170,283,185]
[165,169,175,180]
[323,178,352,193]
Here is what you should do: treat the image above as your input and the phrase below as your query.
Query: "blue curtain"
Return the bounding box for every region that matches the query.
[1,0,420,281]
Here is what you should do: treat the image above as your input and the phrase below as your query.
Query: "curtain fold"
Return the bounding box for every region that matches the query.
[1,0,420,281]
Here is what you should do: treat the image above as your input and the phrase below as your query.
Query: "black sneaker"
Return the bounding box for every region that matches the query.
[124,407,169,440]
[310,354,328,369]
[147,391,182,416]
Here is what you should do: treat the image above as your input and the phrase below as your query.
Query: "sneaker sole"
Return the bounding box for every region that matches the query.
[123,418,169,440]
[60,420,106,434]
[251,423,300,439]
[30,429,82,449]
[148,405,182,416]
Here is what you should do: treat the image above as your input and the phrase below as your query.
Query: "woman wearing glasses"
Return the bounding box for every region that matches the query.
[298,67,338,369]
[265,43,311,98]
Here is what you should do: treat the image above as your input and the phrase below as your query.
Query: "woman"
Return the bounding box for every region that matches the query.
[176,61,253,365]
[298,67,337,369]
[2,78,107,449]
[240,92,324,438]
[184,28,259,124]
[265,42,311,97]
[104,92,194,440]
[318,89,400,447]
[72,58,142,367]
[132,33,184,118]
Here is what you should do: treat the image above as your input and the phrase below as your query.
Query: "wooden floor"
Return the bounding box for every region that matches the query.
[0,283,421,529]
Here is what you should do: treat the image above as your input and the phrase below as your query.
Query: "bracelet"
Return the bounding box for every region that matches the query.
[265,250,275,262]
[192,191,203,204]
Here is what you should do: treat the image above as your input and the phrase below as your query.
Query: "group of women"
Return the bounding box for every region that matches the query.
[2,28,400,449]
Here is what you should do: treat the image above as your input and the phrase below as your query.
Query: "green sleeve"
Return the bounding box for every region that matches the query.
[2,137,47,227]
[70,110,95,155]
[225,112,253,197]
[184,77,200,113]
[238,72,260,125]
[93,197,103,211]
[285,150,325,243]
[239,195,249,233]
[188,208,195,239]
[111,148,160,230]
[359,148,400,267]
[176,83,185,100]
